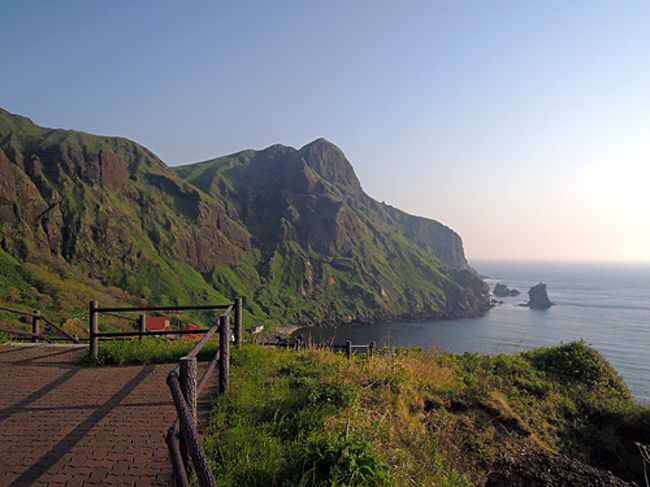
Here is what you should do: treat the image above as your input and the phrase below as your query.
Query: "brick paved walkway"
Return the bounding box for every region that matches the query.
[0,345,215,487]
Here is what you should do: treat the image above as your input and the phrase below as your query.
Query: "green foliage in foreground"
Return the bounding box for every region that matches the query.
[66,337,649,484]
[203,341,649,486]
[204,345,391,486]
[83,338,220,366]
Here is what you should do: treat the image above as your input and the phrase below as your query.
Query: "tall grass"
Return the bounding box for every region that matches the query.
[203,341,649,486]
[203,345,471,486]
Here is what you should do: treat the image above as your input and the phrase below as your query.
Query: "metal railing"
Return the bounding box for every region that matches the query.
[165,302,242,487]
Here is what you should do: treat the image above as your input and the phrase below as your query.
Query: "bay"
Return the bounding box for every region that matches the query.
[302,260,650,402]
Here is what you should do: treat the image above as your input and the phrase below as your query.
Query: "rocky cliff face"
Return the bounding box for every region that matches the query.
[174,138,489,324]
[0,108,489,325]
[0,108,252,314]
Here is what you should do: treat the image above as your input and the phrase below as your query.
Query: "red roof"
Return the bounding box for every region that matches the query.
[147,316,171,331]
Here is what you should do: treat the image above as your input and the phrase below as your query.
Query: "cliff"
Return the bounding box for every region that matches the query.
[0,108,489,326]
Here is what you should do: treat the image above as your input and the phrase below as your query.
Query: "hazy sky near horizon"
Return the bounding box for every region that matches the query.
[2,1,649,262]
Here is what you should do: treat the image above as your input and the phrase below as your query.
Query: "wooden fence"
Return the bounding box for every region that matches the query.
[88,298,243,358]
[0,305,80,344]
[165,305,239,487]
[3,299,378,486]
[85,298,245,486]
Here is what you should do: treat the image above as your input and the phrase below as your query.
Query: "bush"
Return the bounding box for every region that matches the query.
[302,434,392,486]
[524,341,627,392]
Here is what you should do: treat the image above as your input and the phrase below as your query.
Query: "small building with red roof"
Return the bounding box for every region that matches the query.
[147,316,171,333]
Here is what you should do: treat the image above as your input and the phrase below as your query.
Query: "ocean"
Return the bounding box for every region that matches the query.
[302,260,650,403]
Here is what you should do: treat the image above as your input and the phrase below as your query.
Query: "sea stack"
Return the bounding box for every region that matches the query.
[493,283,520,297]
[526,283,552,309]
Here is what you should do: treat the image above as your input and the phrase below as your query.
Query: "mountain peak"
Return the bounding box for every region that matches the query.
[297,138,361,192]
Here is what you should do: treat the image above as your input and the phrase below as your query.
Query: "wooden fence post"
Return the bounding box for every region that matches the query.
[138,314,146,340]
[234,297,243,346]
[179,356,197,476]
[219,314,230,394]
[179,356,198,428]
[32,310,40,343]
[369,341,376,358]
[346,340,352,360]
[166,427,190,487]
[167,372,218,487]
[89,301,98,358]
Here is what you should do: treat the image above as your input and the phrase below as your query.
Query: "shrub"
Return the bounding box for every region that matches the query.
[524,341,627,392]
[302,433,392,486]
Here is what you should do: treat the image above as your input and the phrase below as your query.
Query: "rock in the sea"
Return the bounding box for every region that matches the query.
[525,283,552,309]
[494,283,520,297]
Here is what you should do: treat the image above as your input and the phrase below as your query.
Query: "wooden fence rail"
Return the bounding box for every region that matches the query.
[0,305,80,344]
[4,298,376,487]
[88,298,243,358]
[0,325,53,343]
[166,301,242,487]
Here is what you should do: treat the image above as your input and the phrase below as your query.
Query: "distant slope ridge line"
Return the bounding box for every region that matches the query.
[0,107,489,326]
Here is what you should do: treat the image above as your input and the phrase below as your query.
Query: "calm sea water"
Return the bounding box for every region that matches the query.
[303,260,650,402]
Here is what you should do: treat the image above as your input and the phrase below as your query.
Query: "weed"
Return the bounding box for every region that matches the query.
[301,433,392,486]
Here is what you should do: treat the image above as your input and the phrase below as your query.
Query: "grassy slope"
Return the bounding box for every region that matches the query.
[0,108,250,331]
[1,108,487,331]
[204,342,649,486]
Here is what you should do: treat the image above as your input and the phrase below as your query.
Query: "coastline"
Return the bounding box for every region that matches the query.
[286,305,493,337]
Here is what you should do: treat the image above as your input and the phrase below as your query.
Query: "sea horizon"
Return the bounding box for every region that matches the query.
[470,257,650,265]
[306,259,650,402]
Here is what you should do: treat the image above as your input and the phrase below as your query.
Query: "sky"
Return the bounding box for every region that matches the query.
[1,1,649,262]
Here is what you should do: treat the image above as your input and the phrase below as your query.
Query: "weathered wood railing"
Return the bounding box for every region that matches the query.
[166,304,241,487]
[88,298,243,358]
[88,298,244,485]
[0,305,80,344]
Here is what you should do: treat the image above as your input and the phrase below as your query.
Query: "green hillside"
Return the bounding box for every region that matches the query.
[0,108,489,328]
[205,341,645,486]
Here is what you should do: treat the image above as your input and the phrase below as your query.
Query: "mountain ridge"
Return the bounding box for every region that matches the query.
[0,107,489,327]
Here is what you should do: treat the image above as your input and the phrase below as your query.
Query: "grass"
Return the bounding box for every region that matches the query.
[202,341,650,486]
[83,338,220,366]
[204,345,471,486]
[204,345,394,486]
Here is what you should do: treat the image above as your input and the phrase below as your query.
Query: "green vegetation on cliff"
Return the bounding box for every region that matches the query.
[204,342,647,486]
[0,108,489,330]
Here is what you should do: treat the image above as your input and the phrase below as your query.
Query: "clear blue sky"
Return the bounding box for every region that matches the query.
[2,1,649,261]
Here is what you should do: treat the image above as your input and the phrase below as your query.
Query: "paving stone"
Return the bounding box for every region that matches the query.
[0,345,214,486]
